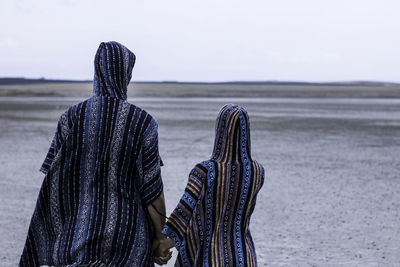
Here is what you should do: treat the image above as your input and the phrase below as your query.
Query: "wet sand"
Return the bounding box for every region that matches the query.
[0,96,399,266]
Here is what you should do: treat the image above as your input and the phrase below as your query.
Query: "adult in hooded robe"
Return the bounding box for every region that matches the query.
[19,41,170,266]
[162,104,265,267]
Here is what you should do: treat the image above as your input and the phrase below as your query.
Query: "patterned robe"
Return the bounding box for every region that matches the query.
[20,42,163,266]
[163,104,265,267]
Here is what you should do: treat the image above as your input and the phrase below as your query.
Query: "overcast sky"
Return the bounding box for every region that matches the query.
[1,0,399,82]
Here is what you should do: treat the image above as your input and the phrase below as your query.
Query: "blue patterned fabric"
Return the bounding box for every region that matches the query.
[20,42,163,266]
[163,104,265,267]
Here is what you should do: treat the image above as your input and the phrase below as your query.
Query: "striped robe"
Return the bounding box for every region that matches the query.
[20,42,163,266]
[163,104,265,267]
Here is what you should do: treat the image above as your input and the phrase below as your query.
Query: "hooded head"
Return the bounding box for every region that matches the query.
[93,41,136,100]
[211,104,252,163]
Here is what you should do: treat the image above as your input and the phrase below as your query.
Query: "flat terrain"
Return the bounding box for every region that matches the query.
[0,83,400,266]
[1,81,400,98]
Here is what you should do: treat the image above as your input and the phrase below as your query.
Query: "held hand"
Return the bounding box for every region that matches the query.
[159,237,174,252]
[152,238,173,265]
[154,251,172,265]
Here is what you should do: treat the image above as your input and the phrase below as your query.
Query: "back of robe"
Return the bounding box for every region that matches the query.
[163,104,265,267]
[20,42,164,266]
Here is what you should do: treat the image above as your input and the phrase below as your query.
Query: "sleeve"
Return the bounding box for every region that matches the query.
[140,118,164,206]
[162,164,205,247]
[40,110,71,175]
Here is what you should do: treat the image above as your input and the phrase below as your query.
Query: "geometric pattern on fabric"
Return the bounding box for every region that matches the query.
[163,104,265,267]
[20,42,163,266]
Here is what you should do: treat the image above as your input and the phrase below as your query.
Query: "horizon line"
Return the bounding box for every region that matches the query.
[0,77,399,86]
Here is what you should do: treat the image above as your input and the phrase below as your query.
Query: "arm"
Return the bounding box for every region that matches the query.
[162,164,206,249]
[147,192,167,240]
[147,192,173,265]
[140,118,172,264]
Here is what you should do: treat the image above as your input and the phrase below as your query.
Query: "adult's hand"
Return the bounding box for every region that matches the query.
[159,237,174,252]
[153,238,172,265]
[154,250,172,265]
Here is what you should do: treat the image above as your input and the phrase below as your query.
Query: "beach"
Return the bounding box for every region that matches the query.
[0,83,400,266]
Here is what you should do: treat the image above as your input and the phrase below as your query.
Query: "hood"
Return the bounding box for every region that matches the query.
[211,104,252,163]
[93,41,136,99]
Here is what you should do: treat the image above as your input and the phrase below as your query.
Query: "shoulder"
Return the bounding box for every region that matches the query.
[192,162,209,176]
[252,159,264,171]
[253,160,265,178]
[187,163,208,188]
[58,100,88,127]
[66,99,90,115]
[252,160,265,188]
[190,161,214,180]
[125,103,158,132]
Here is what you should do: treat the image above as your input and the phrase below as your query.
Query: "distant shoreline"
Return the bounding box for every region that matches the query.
[1,78,400,98]
[0,77,398,87]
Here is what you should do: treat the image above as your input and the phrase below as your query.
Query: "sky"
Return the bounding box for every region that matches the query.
[1,0,399,82]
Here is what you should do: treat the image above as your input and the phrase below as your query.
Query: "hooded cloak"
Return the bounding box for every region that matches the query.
[163,104,265,267]
[20,42,163,266]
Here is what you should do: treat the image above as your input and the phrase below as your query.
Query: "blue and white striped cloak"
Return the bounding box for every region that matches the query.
[20,42,163,266]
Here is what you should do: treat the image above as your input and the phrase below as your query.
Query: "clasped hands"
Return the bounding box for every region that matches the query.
[152,237,174,265]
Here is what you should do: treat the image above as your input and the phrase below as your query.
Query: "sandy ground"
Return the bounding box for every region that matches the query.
[0,96,400,266]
